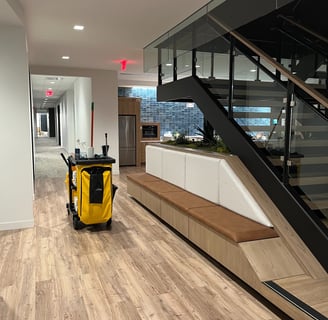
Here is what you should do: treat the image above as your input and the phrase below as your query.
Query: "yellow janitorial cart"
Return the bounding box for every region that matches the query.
[61,154,117,230]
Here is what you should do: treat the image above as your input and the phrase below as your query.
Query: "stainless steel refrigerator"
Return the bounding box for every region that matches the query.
[119,115,136,166]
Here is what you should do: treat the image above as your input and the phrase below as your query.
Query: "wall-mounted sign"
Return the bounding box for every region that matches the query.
[46,89,53,97]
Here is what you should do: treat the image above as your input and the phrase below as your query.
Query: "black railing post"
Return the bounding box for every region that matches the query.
[325,60,328,117]
[210,52,215,79]
[173,55,177,81]
[192,49,197,77]
[173,43,177,81]
[228,36,235,120]
[276,32,282,80]
[326,58,328,91]
[256,56,260,81]
[282,80,294,184]
[158,64,162,86]
[158,48,162,86]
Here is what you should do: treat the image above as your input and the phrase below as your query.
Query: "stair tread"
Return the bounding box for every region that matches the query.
[290,176,328,186]
[290,140,328,147]
[295,156,328,164]
[269,156,328,165]
[303,192,328,200]
[303,198,328,210]
[293,125,328,132]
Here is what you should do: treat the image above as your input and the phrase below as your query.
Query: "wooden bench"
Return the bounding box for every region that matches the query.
[127,172,278,243]
[127,172,323,320]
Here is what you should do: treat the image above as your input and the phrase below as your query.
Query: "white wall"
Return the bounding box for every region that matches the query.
[91,70,119,168]
[0,25,34,230]
[66,88,75,153]
[74,77,92,150]
[59,77,92,155]
[60,98,68,149]
[58,86,75,153]
[30,66,120,174]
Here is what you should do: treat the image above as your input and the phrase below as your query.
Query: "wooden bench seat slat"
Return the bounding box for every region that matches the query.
[127,173,278,243]
[127,172,160,183]
[188,206,278,242]
[143,181,183,194]
[160,191,216,211]
[128,173,182,193]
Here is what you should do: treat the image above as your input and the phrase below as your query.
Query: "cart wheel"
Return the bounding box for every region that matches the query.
[66,203,70,215]
[106,218,112,227]
[73,215,84,230]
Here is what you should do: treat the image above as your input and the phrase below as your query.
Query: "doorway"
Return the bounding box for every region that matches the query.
[36,111,49,137]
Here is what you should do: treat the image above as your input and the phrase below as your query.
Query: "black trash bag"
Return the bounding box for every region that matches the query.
[89,168,104,204]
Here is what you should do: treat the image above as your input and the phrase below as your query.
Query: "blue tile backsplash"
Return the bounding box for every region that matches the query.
[118,87,204,138]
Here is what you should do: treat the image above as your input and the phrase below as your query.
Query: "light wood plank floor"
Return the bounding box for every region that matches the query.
[0,137,290,319]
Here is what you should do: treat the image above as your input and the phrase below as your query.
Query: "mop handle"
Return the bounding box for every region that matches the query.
[91,102,94,147]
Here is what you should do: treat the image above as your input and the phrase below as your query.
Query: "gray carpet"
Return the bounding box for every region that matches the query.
[35,137,68,179]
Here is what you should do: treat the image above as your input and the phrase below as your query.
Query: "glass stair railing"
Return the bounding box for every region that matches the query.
[277,15,328,116]
[202,56,328,222]
[236,10,328,116]
[199,15,328,226]
[277,14,328,76]
[144,0,328,271]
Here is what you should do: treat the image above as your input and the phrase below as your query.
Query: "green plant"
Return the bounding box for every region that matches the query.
[174,132,189,145]
[194,124,229,153]
[196,120,216,144]
[162,133,230,154]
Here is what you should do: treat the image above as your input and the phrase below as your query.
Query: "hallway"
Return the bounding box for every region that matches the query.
[0,137,290,319]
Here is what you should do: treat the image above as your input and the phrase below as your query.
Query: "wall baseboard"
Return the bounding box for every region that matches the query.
[0,219,34,231]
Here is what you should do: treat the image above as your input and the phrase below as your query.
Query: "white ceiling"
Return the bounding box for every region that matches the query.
[1,0,210,108]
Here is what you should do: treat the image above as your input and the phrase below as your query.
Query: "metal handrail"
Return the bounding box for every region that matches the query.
[278,14,328,45]
[207,13,328,110]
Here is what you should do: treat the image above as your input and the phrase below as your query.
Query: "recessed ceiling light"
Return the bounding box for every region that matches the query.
[73,25,84,31]
[50,81,55,84]
[250,69,257,72]
[62,56,70,60]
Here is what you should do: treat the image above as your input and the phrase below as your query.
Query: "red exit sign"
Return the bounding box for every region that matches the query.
[46,89,53,97]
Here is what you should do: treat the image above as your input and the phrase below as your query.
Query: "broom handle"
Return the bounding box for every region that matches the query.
[91,102,94,147]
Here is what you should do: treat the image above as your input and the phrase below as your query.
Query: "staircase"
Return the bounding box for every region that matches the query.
[201,77,328,220]
[144,0,328,318]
